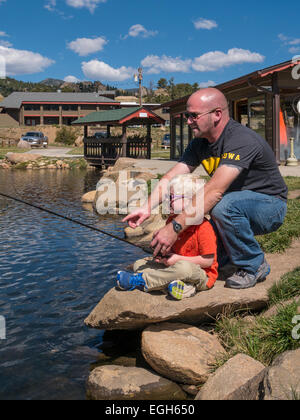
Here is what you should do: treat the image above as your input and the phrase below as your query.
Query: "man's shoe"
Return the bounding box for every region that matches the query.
[256,259,270,283]
[225,270,257,290]
[117,271,147,291]
[168,281,196,300]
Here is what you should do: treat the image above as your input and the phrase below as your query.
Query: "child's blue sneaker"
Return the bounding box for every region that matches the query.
[117,271,147,291]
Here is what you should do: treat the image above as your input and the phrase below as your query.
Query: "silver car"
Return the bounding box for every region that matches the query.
[21,131,48,148]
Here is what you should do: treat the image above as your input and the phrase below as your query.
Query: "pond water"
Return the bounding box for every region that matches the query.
[0,169,145,400]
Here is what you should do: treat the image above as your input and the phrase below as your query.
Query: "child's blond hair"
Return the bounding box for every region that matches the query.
[169,174,203,197]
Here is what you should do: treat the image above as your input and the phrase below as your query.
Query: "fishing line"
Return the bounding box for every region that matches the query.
[0,191,153,255]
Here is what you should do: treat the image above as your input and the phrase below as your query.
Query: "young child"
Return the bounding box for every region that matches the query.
[117,174,219,300]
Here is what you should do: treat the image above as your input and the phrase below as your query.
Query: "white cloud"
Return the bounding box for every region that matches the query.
[67,37,107,56]
[278,34,300,54]
[141,55,192,74]
[44,0,56,11]
[198,80,216,88]
[82,60,135,81]
[193,18,218,30]
[0,31,8,37]
[192,48,265,72]
[64,75,80,83]
[66,0,107,13]
[289,47,300,54]
[0,45,54,76]
[0,40,12,47]
[0,0,7,5]
[124,24,158,39]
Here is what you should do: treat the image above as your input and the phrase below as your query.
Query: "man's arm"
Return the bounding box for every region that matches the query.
[122,162,194,228]
[151,165,242,256]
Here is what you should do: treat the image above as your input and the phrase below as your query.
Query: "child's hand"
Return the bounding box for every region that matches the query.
[164,254,180,267]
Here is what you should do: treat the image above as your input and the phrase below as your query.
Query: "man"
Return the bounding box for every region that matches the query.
[123,88,288,289]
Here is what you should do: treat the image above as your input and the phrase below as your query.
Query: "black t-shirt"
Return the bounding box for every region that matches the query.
[180,119,288,201]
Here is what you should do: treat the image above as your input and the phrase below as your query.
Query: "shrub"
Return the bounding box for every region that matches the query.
[55,126,77,146]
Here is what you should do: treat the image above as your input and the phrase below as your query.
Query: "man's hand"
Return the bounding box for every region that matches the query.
[122,207,151,229]
[151,223,178,257]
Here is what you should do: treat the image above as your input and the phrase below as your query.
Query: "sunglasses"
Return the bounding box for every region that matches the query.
[170,193,193,202]
[184,107,222,120]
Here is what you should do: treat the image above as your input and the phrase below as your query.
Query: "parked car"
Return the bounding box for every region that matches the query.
[161,134,170,147]
[21,132,48,148]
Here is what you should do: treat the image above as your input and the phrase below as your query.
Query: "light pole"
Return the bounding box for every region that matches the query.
[134,68,143,107]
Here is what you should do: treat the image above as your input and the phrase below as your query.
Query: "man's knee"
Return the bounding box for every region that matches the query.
[211,195,231,221]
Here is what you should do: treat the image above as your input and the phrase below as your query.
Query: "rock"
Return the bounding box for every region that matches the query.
[180,385,200,397]
[75,136,84,147]
[124,226,144,238]
[56,160,64,168]
[17,140,31,149]
[0,162,10,169]
[109,157,141,172]
[196,354,266,400]
[262,296,300,318]
[5,152,42,164]
[84,282,270,331]
[81,191,97,203]
[141,322,225,385]
[47,164,57,169]
[86,365,187,400]
[263,349,300,400]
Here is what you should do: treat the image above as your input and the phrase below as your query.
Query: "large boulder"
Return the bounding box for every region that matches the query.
[86,365,187,400]
[5,152,42,164]
[81,190,97,203]
[141,323,225,385]
[196,354,266,400]
[263,349,300,400]
[84,281,269,331]
[17,140,31,149]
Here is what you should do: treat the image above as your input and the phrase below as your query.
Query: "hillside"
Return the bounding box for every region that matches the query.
[0,76,201,104]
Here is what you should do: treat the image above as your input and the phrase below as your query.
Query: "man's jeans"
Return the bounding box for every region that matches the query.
[211,191,287,275]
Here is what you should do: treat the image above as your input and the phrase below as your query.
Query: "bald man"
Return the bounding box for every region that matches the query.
[123,88,288,289]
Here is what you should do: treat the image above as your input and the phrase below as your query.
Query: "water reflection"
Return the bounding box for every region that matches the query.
[0,169,145,400]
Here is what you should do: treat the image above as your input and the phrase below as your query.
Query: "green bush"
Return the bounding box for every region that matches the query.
[55,126,77,146]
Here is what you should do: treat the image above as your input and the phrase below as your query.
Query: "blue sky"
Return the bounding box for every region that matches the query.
[0,0,299,89]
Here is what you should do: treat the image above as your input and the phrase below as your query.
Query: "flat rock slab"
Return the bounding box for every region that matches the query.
[86,365,186,400]
[85,280,269,331]
[85,240,300,331]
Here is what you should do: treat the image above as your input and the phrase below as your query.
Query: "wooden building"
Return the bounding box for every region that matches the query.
[161,59,300,162]
[0,92,120,127]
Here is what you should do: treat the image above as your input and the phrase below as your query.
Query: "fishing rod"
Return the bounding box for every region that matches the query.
[0,191,154,255]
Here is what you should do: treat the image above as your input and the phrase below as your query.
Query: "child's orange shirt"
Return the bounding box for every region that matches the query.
[167,217,218,289]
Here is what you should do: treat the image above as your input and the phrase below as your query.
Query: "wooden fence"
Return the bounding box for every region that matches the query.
[84,136,151,167]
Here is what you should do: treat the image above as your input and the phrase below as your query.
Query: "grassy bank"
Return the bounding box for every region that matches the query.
[214,267,300,368]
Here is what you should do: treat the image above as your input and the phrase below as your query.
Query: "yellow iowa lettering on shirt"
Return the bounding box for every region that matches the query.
[201,157,221,175]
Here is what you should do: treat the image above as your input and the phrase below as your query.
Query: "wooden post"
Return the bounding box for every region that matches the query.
[147,123,151,159]
[122,125,127,157]
[84,125,88,138]
[107,125,111,138]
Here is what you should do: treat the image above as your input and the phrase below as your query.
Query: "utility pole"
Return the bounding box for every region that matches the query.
[134,68,143,107]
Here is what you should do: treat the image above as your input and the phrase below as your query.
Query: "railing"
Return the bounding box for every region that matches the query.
[84,136,151,167]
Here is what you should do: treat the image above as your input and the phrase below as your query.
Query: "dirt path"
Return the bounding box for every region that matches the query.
[24,147,83,159]
[264,238,300,287]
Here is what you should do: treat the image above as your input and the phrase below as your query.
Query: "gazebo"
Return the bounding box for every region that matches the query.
[72,107,165,167]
